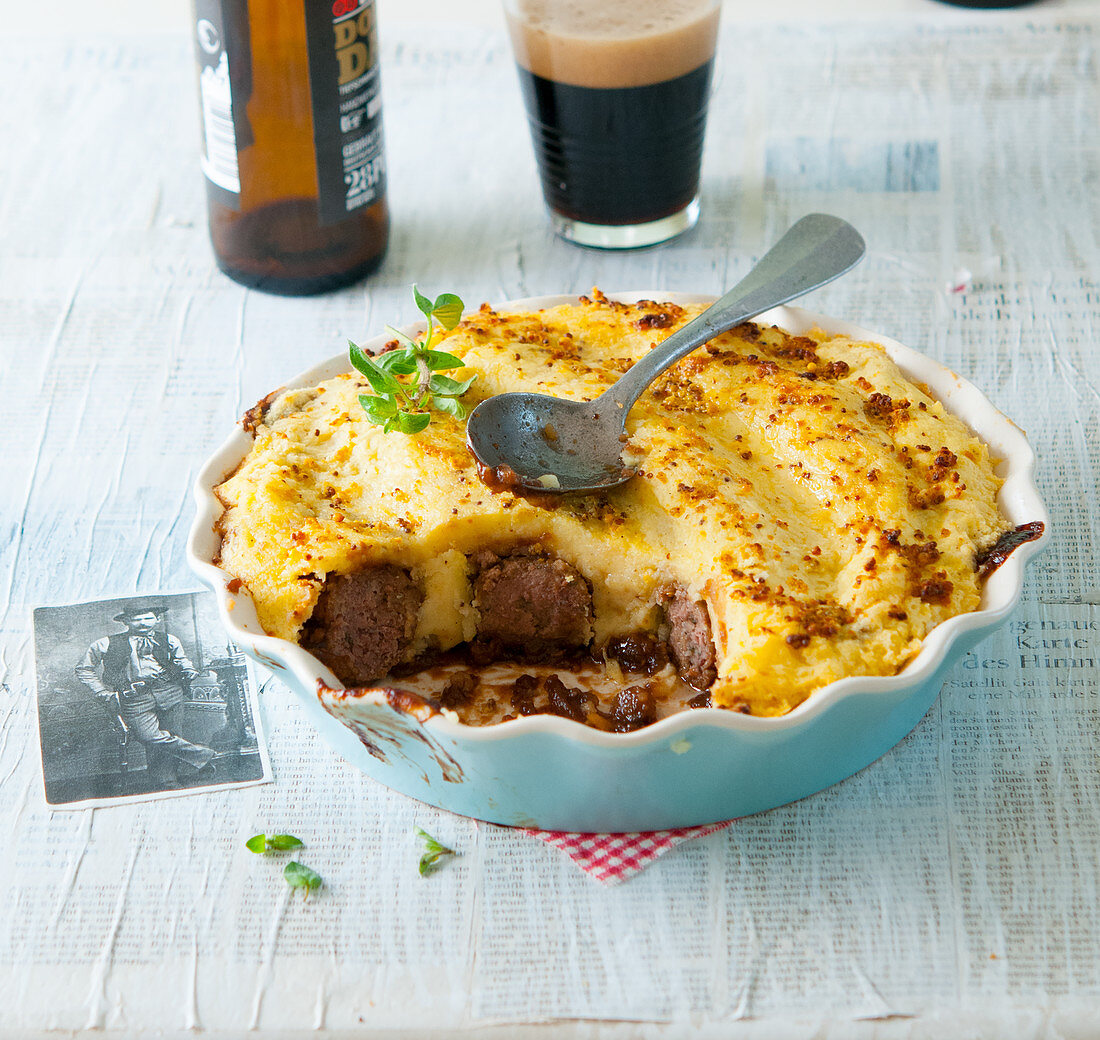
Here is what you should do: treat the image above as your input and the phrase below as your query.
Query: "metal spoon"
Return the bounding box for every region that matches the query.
[465,213,866,494]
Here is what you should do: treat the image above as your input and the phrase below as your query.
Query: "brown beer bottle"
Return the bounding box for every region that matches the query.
[192,0,389,295]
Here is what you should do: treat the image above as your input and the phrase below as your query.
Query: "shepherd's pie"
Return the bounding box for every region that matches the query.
[215,292,1020,724]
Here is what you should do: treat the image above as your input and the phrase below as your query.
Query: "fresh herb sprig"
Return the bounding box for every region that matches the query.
[350,286,475,434]
[416,828,457,877]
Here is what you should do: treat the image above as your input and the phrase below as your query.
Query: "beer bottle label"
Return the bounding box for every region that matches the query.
[304,0,387,226]
[193,0,253,211]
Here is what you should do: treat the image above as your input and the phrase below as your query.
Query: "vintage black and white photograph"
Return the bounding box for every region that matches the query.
[33,591,271,808]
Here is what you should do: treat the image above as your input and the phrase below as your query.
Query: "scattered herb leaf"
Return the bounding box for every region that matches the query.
[416,827,457,877]
[351,285,474,434]
[284,861,323,897]
[245,833,304,854]
[267,834,305,851]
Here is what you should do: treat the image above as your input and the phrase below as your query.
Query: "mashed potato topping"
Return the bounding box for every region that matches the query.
[215,293,1012,720]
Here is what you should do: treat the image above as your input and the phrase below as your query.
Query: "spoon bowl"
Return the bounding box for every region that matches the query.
[466,394,636,493]
[466,213,866,493]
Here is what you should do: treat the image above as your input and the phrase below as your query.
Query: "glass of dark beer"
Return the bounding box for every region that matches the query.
[504,0,720,249]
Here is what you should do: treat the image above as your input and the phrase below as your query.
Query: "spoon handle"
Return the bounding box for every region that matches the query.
[597,214,866,414]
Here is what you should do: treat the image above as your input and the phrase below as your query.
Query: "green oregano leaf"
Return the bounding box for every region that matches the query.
[412,284,435,320]
[416,827,457,877]
[266,834,304,851]
[431,396,465,420]
[423,350,466,371]
[428,373,476,397]
[359,394,398,422]
[395,411,432,434]
[357,355,404,397]
[430,294,464,331]
[245,833,304,854]
[377,347,418,375]
[284,861,323,897]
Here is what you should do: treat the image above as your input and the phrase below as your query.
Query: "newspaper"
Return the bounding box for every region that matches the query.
[1,12,1099,1035]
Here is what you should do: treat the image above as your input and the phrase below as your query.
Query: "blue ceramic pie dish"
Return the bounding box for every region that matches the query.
[187,295,1049,831]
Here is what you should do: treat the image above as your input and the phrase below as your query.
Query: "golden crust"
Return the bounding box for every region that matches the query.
[215,294,1009,717]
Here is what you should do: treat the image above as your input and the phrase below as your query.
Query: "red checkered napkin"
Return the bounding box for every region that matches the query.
[522,822,733,884]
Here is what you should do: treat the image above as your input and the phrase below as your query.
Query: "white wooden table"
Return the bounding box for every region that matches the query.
[4,2,1100,1036]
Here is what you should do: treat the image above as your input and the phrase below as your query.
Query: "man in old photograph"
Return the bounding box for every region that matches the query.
[75,602,217,788]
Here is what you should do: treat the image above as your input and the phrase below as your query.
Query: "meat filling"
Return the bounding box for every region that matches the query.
[302,553,716,727]
[304,566,422,685]
[473,552,594,656]
[660,586,718,690]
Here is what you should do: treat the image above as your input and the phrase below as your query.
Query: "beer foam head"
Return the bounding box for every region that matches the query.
[506,0,720,88]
